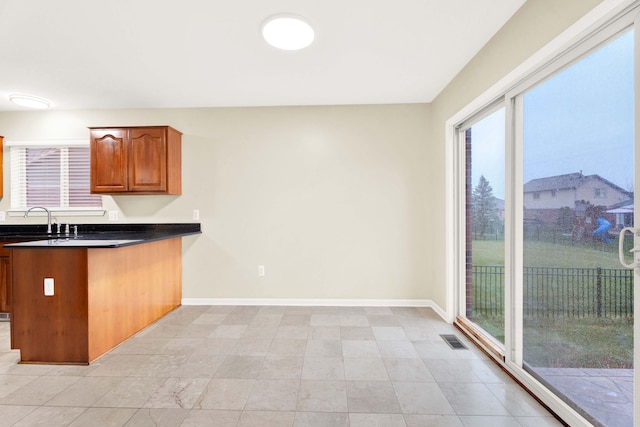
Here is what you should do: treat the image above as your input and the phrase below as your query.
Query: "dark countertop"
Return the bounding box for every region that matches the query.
[1,223,201,248]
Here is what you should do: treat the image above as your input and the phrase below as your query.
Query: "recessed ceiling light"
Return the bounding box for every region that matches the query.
[9,94,51,109]
[261,14,315,51]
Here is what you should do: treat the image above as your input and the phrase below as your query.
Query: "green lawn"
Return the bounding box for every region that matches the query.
[524,317,633,368]
[472,239,623,268]
[470,238,634,369]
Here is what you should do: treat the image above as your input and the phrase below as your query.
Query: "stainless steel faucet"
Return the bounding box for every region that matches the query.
[24,206,52,234]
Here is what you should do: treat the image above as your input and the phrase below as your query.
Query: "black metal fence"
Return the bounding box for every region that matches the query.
[472,265,634,319]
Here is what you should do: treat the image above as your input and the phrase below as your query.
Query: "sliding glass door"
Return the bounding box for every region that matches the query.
[520,29,634,427]
[462,108,506,346]
[457,10,638,427]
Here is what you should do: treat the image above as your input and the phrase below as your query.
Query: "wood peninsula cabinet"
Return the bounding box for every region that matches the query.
[10,238,183,364]
[90,126,182,195]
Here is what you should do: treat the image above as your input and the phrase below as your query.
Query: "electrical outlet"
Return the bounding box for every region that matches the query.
[258,265,265,276]
[44,278,54,296]
[0,211,6,222]
[108,211,119,221]
[193,209,200,220]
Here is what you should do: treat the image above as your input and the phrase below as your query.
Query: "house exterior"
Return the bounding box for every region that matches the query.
[606,202,634,229]
[523,172,633,226]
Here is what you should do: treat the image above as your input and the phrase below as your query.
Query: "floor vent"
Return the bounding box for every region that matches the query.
[0,312,9,322]
[440,334,467,350]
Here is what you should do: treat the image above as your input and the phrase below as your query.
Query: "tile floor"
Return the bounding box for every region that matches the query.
[0,305,565,426]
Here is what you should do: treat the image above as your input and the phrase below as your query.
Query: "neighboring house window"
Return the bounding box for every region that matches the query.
[533,192,540,199]
[551,190,556,197]
[9,141,102,211]
[594,188,606,198]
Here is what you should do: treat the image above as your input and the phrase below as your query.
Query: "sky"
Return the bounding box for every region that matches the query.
[471,30,634,200]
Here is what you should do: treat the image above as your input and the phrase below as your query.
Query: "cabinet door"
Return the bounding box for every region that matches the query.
[90,129,128,193]
[128,128,167,192]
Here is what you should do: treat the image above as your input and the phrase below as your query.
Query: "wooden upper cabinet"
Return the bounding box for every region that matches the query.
[89,126,182,195]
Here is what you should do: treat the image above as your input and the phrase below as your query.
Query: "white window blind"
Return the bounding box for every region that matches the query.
[9,140,102,210]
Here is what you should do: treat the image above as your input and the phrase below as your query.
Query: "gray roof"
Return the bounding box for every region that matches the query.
[492,197,504,209]
[523,172,585,192]
[523,172,631,196]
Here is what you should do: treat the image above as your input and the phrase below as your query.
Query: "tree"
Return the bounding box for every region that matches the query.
[472,175,497,238]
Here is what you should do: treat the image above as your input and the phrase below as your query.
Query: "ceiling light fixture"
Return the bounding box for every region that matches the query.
[9,94,51,109]
[261,14,315,51]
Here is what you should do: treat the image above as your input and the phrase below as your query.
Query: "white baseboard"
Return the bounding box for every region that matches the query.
[180,298,449,322]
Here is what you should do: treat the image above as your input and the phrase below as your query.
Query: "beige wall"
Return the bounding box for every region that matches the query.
[0,104,432,302]
[0,0,604,309]
[427,0,602,308]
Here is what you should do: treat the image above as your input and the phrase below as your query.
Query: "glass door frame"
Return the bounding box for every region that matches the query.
[448,3,640,426]
[453,101,507,362]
